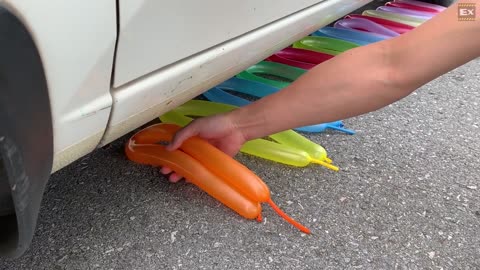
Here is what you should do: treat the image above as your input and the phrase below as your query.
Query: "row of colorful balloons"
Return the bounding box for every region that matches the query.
[160,0,445,171]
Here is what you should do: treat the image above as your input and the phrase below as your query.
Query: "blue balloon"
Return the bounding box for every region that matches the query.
[204,78,355,135]
[312,26,388,45]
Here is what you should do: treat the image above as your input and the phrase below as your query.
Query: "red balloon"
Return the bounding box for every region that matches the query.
[266,47,334,70]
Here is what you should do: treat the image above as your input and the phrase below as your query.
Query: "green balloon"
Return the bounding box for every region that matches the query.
[293,36,360,55]
[236,61,306,89]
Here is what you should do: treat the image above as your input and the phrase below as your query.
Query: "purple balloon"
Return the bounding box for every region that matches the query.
[393,0,446,12]
[377,6,435,19]
[334,18,400,38]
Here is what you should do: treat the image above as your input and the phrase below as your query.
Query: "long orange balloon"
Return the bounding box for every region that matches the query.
[134,123,270,202]
[125,124,310,233]
[126,123,311,234]
[126,144,261,219]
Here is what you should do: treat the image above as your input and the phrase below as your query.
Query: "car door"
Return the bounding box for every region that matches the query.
[113,0,327,87]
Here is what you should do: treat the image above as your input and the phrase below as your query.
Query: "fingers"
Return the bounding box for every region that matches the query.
[164,120,202,183]
[161,167,184,183]
[160,167,173,174]
[168,173,183,183]
[166,120,200,151]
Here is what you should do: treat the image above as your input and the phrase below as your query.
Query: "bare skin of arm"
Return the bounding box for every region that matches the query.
[163,1,480,182]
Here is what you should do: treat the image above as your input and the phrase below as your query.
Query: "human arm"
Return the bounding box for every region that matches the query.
[166,1,480,174]
[215,1,480,141]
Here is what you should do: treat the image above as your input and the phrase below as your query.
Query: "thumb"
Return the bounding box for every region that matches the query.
[166,121,199,151]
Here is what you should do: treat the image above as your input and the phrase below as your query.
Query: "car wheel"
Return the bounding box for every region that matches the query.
[0,164,14,216]
[0,6,54,258]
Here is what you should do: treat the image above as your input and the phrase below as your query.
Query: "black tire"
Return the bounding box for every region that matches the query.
[0,163,14,216]
[0,7,54,258]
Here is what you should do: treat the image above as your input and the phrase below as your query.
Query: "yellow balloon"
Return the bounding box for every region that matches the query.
[362,10,426,27]
[159,100,338,171]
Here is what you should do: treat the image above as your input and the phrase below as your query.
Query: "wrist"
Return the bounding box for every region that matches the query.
[227,105,268,141]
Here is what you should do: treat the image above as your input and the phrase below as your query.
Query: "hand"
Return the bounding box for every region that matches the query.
[162,112,247,182]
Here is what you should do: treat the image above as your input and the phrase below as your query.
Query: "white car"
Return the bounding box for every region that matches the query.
[0,0,449,258]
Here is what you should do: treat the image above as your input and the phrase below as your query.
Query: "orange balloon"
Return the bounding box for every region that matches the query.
[132,123,270,202]
[125,123,311,234]
[126,143,261,219]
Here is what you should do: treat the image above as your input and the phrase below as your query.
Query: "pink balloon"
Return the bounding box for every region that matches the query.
[386,2,442,13]
[345,14,414,34]
[377,6,435,19]
[334,18,400,37]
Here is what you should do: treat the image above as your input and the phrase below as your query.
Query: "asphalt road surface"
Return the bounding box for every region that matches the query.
[1,58,479,270]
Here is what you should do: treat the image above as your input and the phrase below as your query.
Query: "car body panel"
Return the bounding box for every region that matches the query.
[1,0,117,172]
